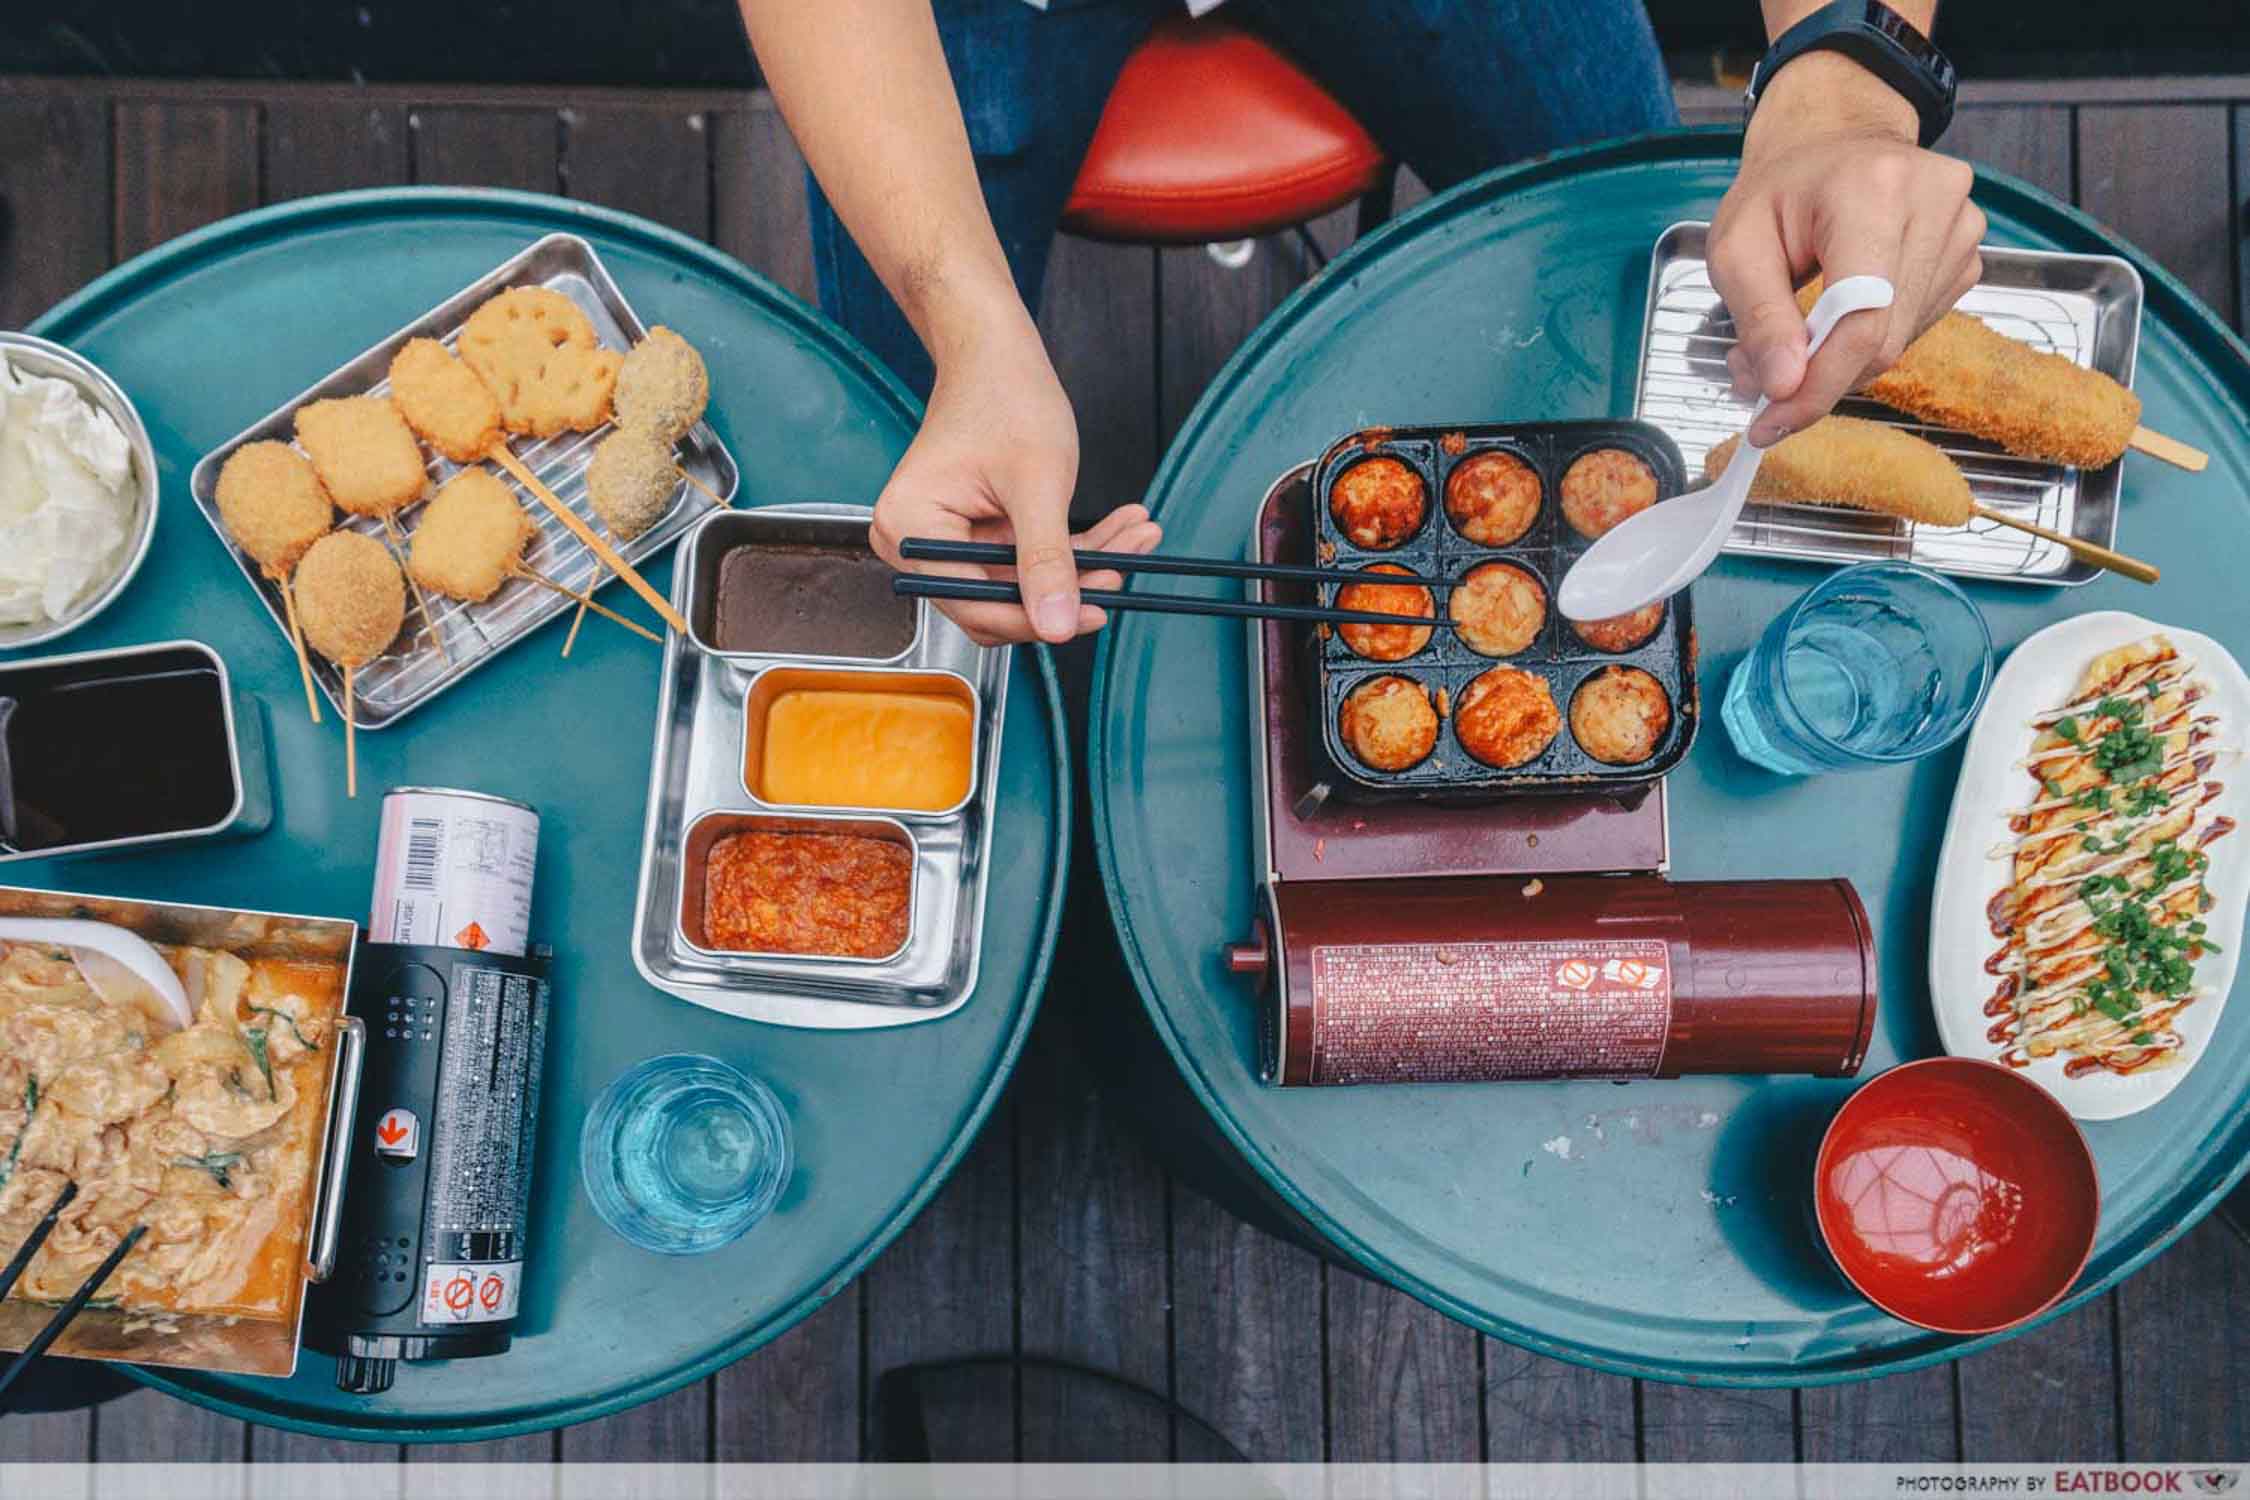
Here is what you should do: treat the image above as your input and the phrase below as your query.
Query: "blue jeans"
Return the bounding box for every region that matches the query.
[805,0,1679,396]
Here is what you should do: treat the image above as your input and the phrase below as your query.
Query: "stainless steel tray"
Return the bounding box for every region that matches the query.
[1634,221,2143,585]
[188,232,740,730]
[630,504,1008,1030]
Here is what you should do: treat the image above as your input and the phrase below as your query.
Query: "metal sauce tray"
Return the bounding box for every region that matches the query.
[187,232,741,730]
[1635,220,2143,585]
[631,504,1008,1030]
[1309,421,1699,797]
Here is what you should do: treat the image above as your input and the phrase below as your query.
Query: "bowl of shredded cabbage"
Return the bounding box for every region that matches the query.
[0,332,160,650]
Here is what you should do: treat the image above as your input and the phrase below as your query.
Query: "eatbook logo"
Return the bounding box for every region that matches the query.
[2192,1473,2238,1495]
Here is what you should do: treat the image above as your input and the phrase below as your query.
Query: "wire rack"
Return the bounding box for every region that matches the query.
[1635,224,2142,586]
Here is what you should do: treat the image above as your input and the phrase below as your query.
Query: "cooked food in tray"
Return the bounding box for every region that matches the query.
[1329,456,1426,550]
[1448,560,1545,657]
[387,337,503,464]
[294,396,428,521]
[754,684,975,815]
[1339,675,1439,772]
[708,542,919,659]
[1571,665,1673,766]
[0,345,144,636]
[1443,449,1540,546]
[409,470,539,604]
[1707,416,1973,527]
[296,532,406,671]
[1796,277,2139,468]
[1986,634,2235,1078]
[1560,447,1658,540]
[458,286,622,439]
[614,326,710,444]
[215,442,333,575]
[1571,600,1665,654]
[1455,665,1560,769]
[702,830,912,958]
[0,937,343,1319]
[1336,564,1435,661]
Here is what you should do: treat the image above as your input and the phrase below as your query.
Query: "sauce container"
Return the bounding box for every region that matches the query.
[0,639,272,863]
[742,667,980,820]
[677,809,918,965]
[681,509,924,665]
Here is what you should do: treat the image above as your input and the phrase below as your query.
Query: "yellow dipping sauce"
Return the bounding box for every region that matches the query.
[759,688,973,812]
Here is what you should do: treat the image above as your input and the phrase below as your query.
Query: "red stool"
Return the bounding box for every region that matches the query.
[1061,16,1395,265]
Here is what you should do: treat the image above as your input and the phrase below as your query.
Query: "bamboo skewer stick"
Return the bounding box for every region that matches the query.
[487,442,689,635]
[343,664,358,801]
[381,515,451,665]
[512,566,663,643]
[1970,503,2158,584]
[2129,425,2208,473]
[276,575,322,725]
[565,461,730,653]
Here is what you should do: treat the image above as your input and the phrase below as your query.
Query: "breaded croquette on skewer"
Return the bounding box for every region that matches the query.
[585,427,683,543]
[294,396,428,518]
[294,530,407,800]
[613,326,709,443]
[1795,278,2140,468]
[388,337,503,463]
[1707,416,1974,526]
[410,470,539,603]
[213,440,334,724]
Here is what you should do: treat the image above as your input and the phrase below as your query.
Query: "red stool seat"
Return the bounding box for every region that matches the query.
[1062,17,1392,244]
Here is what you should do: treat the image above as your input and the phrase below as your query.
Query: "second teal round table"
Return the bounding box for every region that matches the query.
[8,189,1068,1439]
[1090,132,2250,1385]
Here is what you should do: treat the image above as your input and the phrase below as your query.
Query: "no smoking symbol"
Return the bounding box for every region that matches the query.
[478,1274,506,1313]
[443,1274,475,1314]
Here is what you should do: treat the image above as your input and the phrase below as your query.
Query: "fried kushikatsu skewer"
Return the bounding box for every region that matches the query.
[293,395,453,664]
[409,471,662,644]
[213,441,332,724]
[1794,280,2207,472]
[293,530,406,799]
[1708,416,2160,583]
[487,443,691,636]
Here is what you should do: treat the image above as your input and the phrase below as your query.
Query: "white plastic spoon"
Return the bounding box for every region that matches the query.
[1556,274,1897,622]
[0,916,194,1031]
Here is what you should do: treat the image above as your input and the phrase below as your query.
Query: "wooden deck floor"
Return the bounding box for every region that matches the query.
[1,73,2246,1467]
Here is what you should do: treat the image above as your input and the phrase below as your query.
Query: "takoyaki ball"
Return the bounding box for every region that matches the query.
[1339,674,1439,772]
[1328,457,1425,550]
[1443,450,1541,546]
[1570,600,1666,654]
[1560,448,1659,540]
[1447,561,1546,657]
[1569,665,1672,765]
[1454,666,1560,769]
[1336,564,1434,662]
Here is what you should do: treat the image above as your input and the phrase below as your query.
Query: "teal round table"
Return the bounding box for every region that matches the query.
[5,190,1068,1439]
[1090,133,2250,1385]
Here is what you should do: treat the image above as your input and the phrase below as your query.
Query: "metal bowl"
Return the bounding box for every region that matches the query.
[0,331,162,651]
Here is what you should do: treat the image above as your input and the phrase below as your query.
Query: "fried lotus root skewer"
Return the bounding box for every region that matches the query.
[1708,417,2160,583]
[213,441,333,725]
[292,394,450,662]
[1792,278,2201,471]
[409,470,660,643]
[293,530,406,800]
[459,286,622,438]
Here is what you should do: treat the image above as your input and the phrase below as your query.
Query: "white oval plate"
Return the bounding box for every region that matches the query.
[1929,610,2250,1121]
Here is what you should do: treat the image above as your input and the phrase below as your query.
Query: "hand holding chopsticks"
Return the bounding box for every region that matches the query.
[0,1180,146,1408]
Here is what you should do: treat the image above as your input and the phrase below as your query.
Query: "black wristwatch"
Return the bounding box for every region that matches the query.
[1744,1,1957,148]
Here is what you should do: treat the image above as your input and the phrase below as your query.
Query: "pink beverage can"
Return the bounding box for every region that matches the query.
[369,787,540,957]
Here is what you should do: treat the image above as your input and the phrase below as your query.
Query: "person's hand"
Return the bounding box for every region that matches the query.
[869,316,1161,646]
[1707,49,1986,447]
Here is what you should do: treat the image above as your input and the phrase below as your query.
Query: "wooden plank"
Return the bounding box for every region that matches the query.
[113,100,259,260]
[0,1400,92,1460]
[91,1385,246,1499]
[1639,1381,1796,1461]
[711,102,816,305]
[562,104,710,238]
[2118,1216,2250,1458]
[410,107,557,193]
[0,90,110,327]
[713,1288,862,1460]
[246,1431,404,1499]
[1945,105,2075,200]
[1958,1294,2119,1460]
[862,1111,1018,1461]
[1012,1012,1173,1461]
[1169,1186,1324,1460]
[1799,1366,1959,1462]
[263,100,410,202]
[1482,1342,1636,1463]
[2079,104,2235,316]
[1155,236,1306,440]
[1324,1269,1481,1462]
[1038,237,1158,530]
[407,1433,555,1500]
[556,1380,708,1467]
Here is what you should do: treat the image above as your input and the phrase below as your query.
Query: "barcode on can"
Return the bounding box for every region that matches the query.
[402,818,444,893]
[371,789,540,957]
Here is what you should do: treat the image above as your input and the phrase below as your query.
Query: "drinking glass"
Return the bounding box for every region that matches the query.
[581,1053,793,1255]
[1720,562,1993,775]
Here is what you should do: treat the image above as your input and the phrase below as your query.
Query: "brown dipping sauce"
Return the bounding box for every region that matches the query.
[713,544,917,658]
[703,830,911,957]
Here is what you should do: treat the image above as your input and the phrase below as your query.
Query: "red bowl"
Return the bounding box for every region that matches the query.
[1814,1057,2100,1336]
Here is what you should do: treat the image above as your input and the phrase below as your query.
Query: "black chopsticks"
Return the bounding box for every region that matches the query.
[0,1181,145,1408]
[893,575,1458,630]
[899,537,1457,591]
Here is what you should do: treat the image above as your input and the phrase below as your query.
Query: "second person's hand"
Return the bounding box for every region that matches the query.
[869,310,1161,647]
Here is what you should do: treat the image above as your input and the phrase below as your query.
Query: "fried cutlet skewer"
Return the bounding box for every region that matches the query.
[294,531,406,799]
[1794,280,2206,471]
[213,441,333,724]
[409,471,661,644]
[486,443,691,636]
[1708,416,2160,583]
[294,395,453,664]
